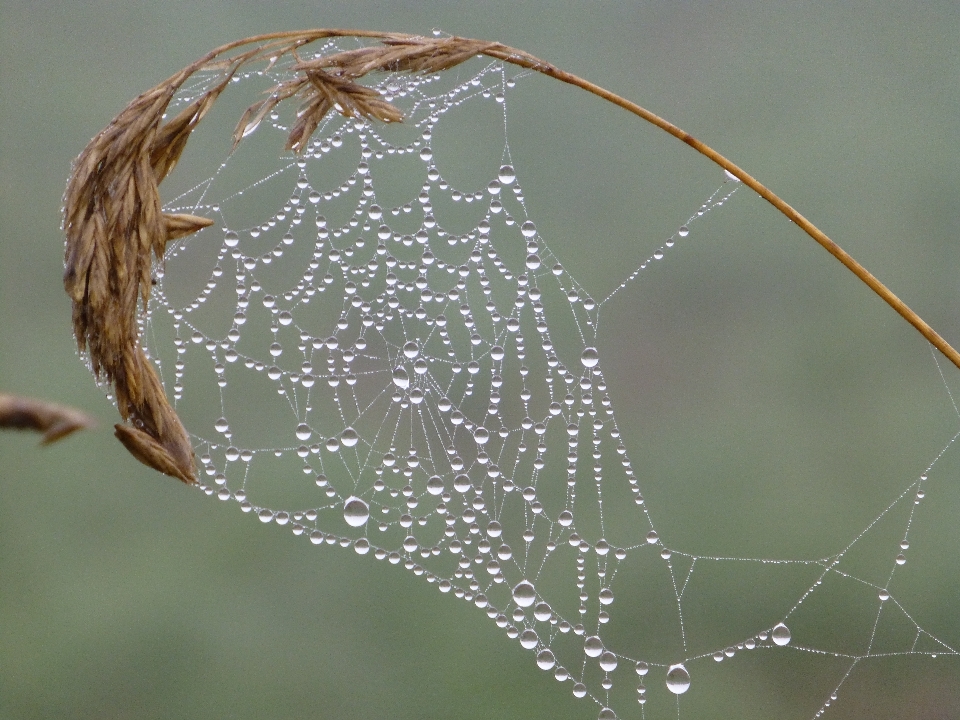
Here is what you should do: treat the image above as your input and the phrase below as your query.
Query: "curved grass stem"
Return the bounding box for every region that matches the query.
[483,44,960,372]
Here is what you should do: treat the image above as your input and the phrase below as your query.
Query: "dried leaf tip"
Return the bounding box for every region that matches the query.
[114,423,198,485]
[164,213,214,242]
[0,393,96,445]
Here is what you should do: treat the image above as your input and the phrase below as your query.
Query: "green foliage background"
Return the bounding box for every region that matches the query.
[2,1,959,718]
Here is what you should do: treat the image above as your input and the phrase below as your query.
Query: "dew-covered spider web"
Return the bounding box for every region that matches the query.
[114,38,960,719]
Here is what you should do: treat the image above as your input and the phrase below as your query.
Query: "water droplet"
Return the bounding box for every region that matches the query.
[572,683,587,698]
[599,651,618,672]
[537,649,556,670]
[771,622,791,646]
[521,221,537,238]
[427,475,444,495]
[598,709,616,720]
[519,629,539,649]
[403,341,420,359]
[678,225,689,237]
[646,530,659,544]
[241,116,262,138]
[215,417,229,433]
[224,231,239,247]
[879,589,890,601]
[341,427,359,447]
[534,602,552,621]
[598,588,614,605]
[581,347,599,368]
[392,366,410,389]
[635,661,649,676]
[296,423,312,440]
[665,664,691,694]
[343,496,369,527]
[512,580,536,607]
[584,635,604,658]
[499,165,516,185]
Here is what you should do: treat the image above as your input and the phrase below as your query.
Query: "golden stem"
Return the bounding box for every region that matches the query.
[481,44,960,372]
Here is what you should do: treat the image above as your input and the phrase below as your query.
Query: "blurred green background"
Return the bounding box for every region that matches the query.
[2,1,959,718]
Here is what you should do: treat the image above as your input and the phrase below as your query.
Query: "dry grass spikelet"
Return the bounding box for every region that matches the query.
[0,393,96,445]
[62,31,506,485]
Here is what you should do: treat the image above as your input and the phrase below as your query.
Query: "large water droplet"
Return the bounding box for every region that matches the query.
[341,427,359,447]
[537,649,556,670]
[581,347,599,368]
[519,629,539,649]
[392,366,410,389]
[598,709,617,720]
[520,221,537,238]
[584,635,604,658]
[403,341,420,359]
[296,423,312,440]
[534,602,552,621]
[499,165,516,185]
[599,651,618,672]
[426,475,444,495]
[512,580,536,607]
[771,622,791,646]
[343,496,369,527]
[665,664,691,694]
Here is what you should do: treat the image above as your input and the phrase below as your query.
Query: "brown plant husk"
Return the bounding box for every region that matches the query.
[0,393,95,444]
[63,29,960,485]
[62,31,501,485]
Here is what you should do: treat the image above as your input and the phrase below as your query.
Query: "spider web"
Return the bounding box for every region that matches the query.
[111,39,960,719]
